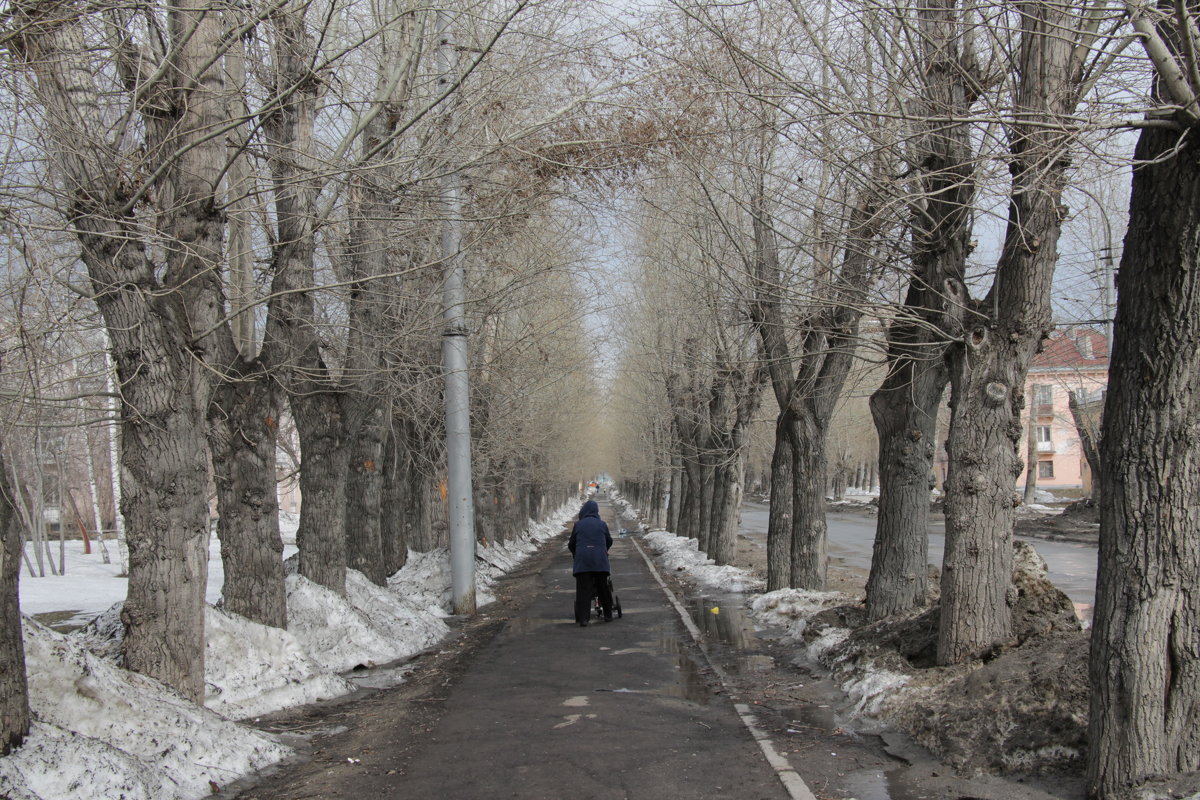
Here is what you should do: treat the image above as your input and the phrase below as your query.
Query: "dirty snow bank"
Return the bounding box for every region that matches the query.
[388,511,571,609]
[798,541,1090,774]
[0,622,290,800]
[2,504,575,800]
[622,491,1090,776]
[641,531,763,593]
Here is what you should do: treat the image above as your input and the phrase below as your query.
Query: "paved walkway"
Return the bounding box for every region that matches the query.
[389,500,791,799]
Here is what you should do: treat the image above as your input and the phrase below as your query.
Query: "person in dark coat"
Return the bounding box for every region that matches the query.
[568,499,613,627]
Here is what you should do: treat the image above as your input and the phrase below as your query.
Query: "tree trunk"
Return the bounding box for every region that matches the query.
[679,459,703,541]
[937,0,1078,665]
[697,453,717,554]
[667,449,683,532]
[766,416,794,592]
[788,414,828,589]
[380,425,408,576]
[865,0,974,622]
[1087,125,1200,800]
[866,370,942,619]
[1022,401,1039,504]
[711,435,746,566]
[0,452,29,754]
[1067,390,1101,502]
[210,369,286,628]
[345,406,388,585]
[292,394,349,593]
[12,0,225,703]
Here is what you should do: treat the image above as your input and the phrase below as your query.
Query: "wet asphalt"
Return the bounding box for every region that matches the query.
[389,501,790,799]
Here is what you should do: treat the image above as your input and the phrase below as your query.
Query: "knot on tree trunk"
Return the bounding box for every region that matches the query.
[985,381,1008,406]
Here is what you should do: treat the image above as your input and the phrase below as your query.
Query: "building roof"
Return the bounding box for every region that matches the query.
[1032,328,1109,370]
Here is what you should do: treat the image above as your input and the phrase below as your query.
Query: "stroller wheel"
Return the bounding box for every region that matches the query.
[615,598,623,618]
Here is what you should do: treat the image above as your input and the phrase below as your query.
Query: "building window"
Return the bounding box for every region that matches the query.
[1034,383,1054,407]
[1036,425,1052,443]
[1038,460,1055,479]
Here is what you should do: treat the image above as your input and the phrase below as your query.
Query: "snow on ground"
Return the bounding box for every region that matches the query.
[4,504,575,800]
[286,570,449,675]
[204,605,356,720]
[616,495,912,724]
[641,531,764,593]
[748,589,854,641]
[0,622,291,800]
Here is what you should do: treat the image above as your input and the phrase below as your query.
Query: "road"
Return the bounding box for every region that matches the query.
[238,501,795,800]
[738,502,1099,606]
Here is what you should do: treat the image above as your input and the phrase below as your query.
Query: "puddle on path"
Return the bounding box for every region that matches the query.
[780,703,841,731]
[593,624,713,703]
[840,767,927,800]
[502,617,562,635]
[687,596,756,649]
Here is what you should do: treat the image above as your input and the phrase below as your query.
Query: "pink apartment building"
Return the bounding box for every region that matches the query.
[1017,328,1109,496]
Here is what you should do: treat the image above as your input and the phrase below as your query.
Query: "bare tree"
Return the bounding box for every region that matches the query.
[0,447,29,754]
[938,0,1110,664]
[1088,0,1200,792]
[865,0,984,620]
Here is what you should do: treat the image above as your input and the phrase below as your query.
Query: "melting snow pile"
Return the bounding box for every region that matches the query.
[3,504,575,800]
[0,622,290,800]
[642,531,763,593]
[287,570,449,674]
[747,589,853,641]
[389,511,571,609]
[205,605,355,719]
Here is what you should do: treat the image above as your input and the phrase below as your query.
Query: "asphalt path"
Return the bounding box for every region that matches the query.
[388,501,791,800]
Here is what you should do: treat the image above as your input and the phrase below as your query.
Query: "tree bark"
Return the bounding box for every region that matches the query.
[291,394,349,593]
[260,4,350,593]
[667,447,683,532]
[11,0,222,700]
[766,415,794,592]
[865,0,975,622]
[380,424,408,576]
[1087,124,1200,800]
[210,368,286,628]
[788,414,828,588]
[1067,389,1100,501]
[0,452,29,754]
[1022,399,1039,504]
[937,0,1079,664]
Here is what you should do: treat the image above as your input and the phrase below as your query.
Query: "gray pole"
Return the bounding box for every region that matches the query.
[437,9,477,616]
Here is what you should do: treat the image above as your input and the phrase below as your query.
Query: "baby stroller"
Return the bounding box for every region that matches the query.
[594,576,623,619]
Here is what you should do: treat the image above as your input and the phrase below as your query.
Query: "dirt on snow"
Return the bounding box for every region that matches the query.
[706,504,1100,800]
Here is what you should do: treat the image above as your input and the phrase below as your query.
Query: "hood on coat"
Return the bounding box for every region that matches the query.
[579,499,600,519]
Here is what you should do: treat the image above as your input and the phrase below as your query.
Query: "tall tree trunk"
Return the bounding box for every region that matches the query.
[711,431,747,566]
[937,0,1080,664]
[866,377,939,618]
[261,3,350,593]
[210,369,286,628]
[667,448,683,532]
[0,452,29,754]
[12,0,224,701]
[1087,124,1200,799]
[766,416,794,591]
[381,424,408,576]
[787,414,828,588]
[1022,400,1039,504]
[291,394,349,592]
[865,0,975,622]
[345,404,388,584]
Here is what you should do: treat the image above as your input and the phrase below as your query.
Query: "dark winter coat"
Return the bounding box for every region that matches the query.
[568,500,612,575]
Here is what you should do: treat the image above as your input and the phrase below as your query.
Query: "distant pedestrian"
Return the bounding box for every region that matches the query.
[568,499,613,627]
